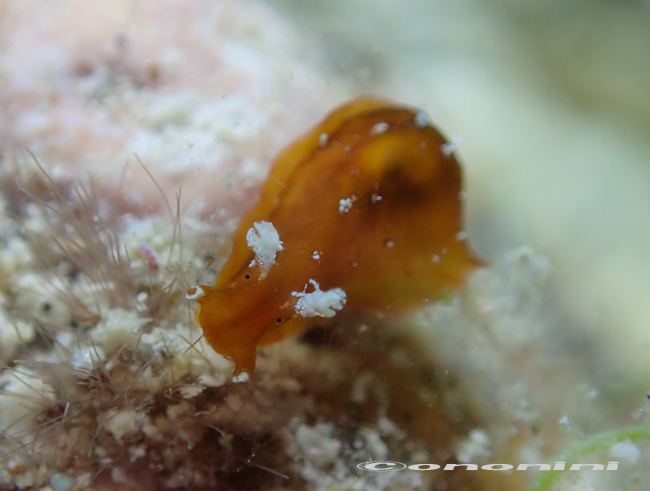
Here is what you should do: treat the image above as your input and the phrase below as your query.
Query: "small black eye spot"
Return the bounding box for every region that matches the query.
[277,317,282,323]
[245,274,251,280]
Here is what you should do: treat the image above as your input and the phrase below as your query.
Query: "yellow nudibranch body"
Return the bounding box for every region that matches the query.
[187,97,482,379]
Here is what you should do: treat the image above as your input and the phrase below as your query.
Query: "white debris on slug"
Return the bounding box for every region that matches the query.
[319,132,328,147]
[338,195,357,214]
[441,137,462,157]
[414,111,430,129]
[246,220,283,269]
[370,121,389,135]
[292,280,346,318]
[185,286,205,300]
[441,142,456,156]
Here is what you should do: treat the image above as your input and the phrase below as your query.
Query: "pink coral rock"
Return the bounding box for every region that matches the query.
[0,0,334,216]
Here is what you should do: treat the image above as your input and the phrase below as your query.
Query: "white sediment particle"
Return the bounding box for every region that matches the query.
[377,416,406,440]
[292,280,346,318]
[68,276,113,316]
[71,345,106,372]
[358,427,389,461]
[338,195,357,214]
[295,423,341,466]
[141,415,163,441]
[89,308,150,354]
[14,472,35,489]
[350,370,379,404]
[122,215,211,274]
[103,408,138,441]
[75,474,92,489]
[54,330,75,349]
[246,221,283,269]
[455,429,491,463]
[239,156,266,181]
[232,372,250,383]
[0,366,56,438]
[558,415,571,432]
[311,251,321,260]
[609,440,640,464]
[111,467,128,484]
[0,237,34,276]
[50,473,74,491]
[0,308,35,361]
[139,325,232,384]
[370,121,389,135]
[23,202,49,235]
[179,385,204,398]
[128,444,147,462]
[288,419,423,491]
[144,91,196,127]
[13,273,71,329]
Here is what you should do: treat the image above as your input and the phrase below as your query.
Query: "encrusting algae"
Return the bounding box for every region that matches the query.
[187,97,482,379]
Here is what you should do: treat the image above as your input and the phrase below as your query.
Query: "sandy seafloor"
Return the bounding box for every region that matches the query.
[1,0,650,490]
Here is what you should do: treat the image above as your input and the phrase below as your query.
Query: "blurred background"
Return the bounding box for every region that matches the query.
[264,0,650,409]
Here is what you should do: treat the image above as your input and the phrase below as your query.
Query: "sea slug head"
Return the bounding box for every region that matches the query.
[185,280,297,379]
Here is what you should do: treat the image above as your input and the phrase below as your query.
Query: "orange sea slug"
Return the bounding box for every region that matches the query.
[187,97,482,380]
